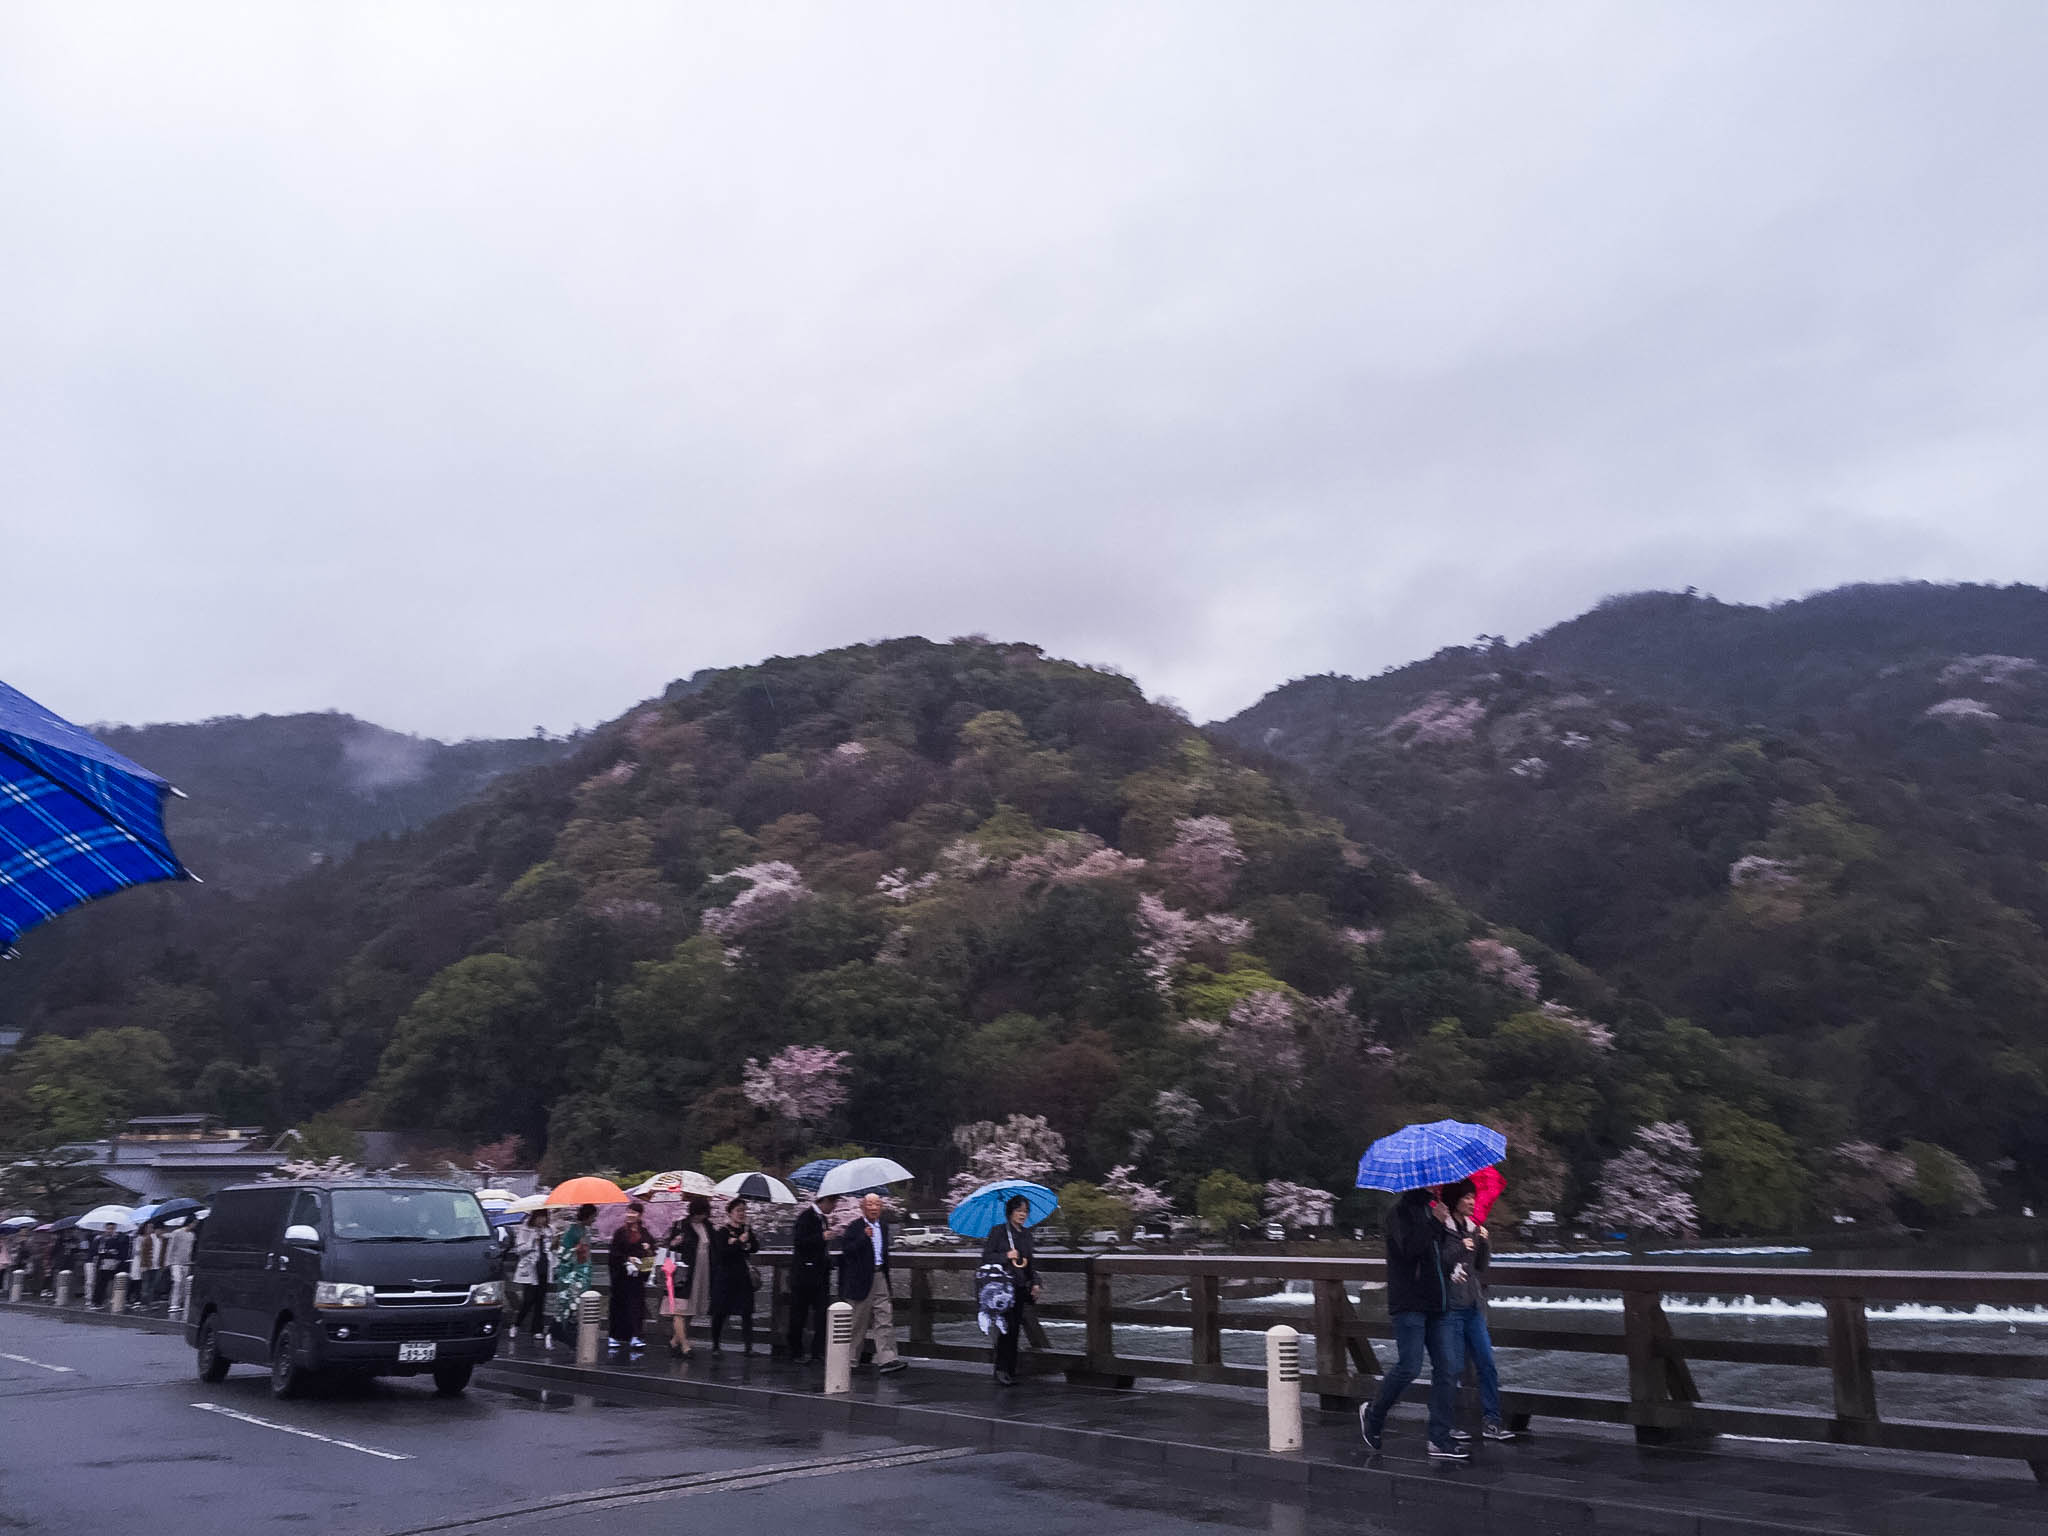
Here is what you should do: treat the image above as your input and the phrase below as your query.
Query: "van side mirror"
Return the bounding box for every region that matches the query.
[283,1224,321,1247]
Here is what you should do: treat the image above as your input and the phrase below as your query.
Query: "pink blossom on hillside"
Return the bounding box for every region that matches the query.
[1340,926,1384,948]
[1007,833,1145,887]
[876,867,940,902]
[1940,655,2039,688]
[875,926,911,966]
[1728,855,1797,889]
[1262,1180,1336,1231]
[1925,697,1999,723]
[937,838,991,879]
[1387,695,1486,746]
[741,1045,851,1127]
[1153,1089,1203,1149]
[1539,1001,1615,1051]
[1157,815,1244,905]
[947,1114,1069,1203]
[1469,937,1540,998]
[1103,1165,1174,1222]
[701,861,810,940]
[1828,1141,1915,1222]
[1584,1122,1699,1237]
[832,741,871,763]
[1221,990,1305,1086]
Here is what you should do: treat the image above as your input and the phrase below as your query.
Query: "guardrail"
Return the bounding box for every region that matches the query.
[747,1250,2048,1478]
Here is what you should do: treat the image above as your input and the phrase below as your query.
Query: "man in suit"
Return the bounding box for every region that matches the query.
[837,1192,907,1373]
[786,1194,836,1363]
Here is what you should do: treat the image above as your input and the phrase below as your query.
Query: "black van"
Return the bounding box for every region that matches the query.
[185,1182,503,1397]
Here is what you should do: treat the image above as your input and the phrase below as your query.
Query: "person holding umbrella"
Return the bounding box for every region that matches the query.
[980,1194,1043,1386]
[1442,1179,1515,1443]
[838,1192,906,1374]
[548,1204,598,1345]
[607,1203,656,1350]
[662,1196,716,1358]
[786,1193,837,1364]
[707,1197,762,1354]
[1355,1119,1506,1462]
[509,1211,551,1340]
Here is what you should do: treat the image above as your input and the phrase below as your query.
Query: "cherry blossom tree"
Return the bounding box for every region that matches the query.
[947,1114,1070,1202]
[1153,1088,1203,1150]
[701,861,811,941]
[1136,894,1253,992]
[1157,816,1244,906]
[1468,937,1540,999]
[1539,1000,1615,1051]
[274,1155,366,1182]
[1584,1122,1700,1237]
[741,1045,851,1128]
[1262,1180,1336,1232]
[1006,833,1145,887]
[1220,990,1305,1087]
[1827,1141,1915,1223]
[1102,1165,1174,1223]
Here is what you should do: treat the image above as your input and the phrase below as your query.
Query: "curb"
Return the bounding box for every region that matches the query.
[0,1298,184,1337]
[476,1354,1831,1536]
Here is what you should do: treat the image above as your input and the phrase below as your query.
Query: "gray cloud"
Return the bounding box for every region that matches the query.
[3,2,2045,736]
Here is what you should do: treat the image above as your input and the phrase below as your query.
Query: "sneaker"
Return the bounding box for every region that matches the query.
[1450,1427,1472,1442]
[1483,1421,1517,1442]
[1428,1441,1470,1461]
[630,1338,647,1349]
[877,1359,908,1374]
[1357,1405,1383,1451]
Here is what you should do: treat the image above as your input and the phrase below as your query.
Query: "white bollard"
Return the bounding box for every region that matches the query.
[1266,1325,1303,1453]
[575,1289,604,1365]
[53,1271,73,1308]
[110,1273,129,1314]
[823,1301,853,1395]
[7,1270,22,1303]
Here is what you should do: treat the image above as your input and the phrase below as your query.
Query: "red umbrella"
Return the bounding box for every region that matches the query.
[1471,1165,1506,1224]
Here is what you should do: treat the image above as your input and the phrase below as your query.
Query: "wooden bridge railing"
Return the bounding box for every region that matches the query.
[746,1250,2048,1477]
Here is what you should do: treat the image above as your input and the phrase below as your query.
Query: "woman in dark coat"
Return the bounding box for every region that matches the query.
[606,1204,656,1349]
[707,1197,761,1353]
[980,1194,1042,1386]
[663,1196,714,1358]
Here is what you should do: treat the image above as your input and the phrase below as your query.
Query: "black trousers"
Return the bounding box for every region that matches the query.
[515,1280,549,1335]
[787,1275,829,1358]
[994,1300,1030,1376]
[609,1275,647,1342]
[711,1304,753,1349]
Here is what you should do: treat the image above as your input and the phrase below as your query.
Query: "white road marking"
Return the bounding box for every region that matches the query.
[0,1351,75,1373]
[190,1402,414,1460]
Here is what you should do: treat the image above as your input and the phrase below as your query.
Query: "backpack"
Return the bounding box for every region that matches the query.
[974,1261,1016,1316]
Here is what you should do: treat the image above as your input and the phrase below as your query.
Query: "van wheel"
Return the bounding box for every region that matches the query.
[195,1313,230,1383]
[432,1362,473,1395]
[269,1322,313,1399]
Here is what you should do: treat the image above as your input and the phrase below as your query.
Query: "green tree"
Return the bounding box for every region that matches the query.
[372,955,552,1140]
[1901,1140,1991,1220]
[1195,1170,1259,1237]
[1696,1104,1805,1234]
[1055,1181,1132,1245]
[700,1141,756,1182]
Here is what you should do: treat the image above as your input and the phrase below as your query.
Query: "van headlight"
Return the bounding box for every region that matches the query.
[467,1281,504,1308]
[315,1282,372,1308]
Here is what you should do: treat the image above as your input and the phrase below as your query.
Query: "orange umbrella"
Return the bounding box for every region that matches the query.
[542,1176,630,1208]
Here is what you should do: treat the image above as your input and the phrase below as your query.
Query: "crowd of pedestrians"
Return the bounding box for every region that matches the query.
[0,1219,194,1312]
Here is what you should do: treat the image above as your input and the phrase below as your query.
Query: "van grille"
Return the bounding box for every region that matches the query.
[336,1316,485,1341]
[372,1287,471,1307]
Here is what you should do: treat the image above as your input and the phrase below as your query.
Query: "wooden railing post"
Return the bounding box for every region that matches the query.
[1312,1278,1350,1409]
[1189,1274,1221,1370]
[1825,1296,1878,1432]
[1063,1259,1133,1389]
[909,1265,934,1348]
[1623,1287,1701,1445]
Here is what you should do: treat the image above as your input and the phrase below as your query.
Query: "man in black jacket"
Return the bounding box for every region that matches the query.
[837,1193,906,1373]
[1360,1187,1468,1459]
[786,1194,836,1363]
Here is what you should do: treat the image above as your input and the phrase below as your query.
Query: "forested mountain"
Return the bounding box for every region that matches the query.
[1216,582,2048,1208]
[96,712,570,892]
[5,595,2038,1236]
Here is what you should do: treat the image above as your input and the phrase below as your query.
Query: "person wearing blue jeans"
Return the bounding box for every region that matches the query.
[1444,1181,1516,1442]
[1360,1186,1468,1459]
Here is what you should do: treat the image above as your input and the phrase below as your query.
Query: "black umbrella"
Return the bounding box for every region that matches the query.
[713,1172,797,1205]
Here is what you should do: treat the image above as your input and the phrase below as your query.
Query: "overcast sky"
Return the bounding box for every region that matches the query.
[5,3,2046,739]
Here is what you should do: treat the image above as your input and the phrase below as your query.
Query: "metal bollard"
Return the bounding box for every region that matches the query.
[7,1270,22,1303]
[110,1273,129,1314]
[824,1301,854,1395]
[53,1271,73,1308]
[1266,1325,1303,1453]
[575,1289,604,1365]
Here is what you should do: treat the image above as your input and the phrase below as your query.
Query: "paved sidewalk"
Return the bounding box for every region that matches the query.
[479,1330,2048,1536]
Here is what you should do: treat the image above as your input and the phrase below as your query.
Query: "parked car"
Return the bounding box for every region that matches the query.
[186,1181,502,1399]
[1262,1222,1286,1242]
[896,1225,959,1248]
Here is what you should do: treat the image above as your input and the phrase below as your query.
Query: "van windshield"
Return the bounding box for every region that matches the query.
[330,1189,490,1242]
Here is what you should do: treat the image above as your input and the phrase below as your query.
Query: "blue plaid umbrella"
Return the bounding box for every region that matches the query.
[0,679,193,952]
[1355,1119,1507,1192]
[787,1159,845,1193]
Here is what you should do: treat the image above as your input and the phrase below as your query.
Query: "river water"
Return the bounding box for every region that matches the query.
[947,1242,2048,1430]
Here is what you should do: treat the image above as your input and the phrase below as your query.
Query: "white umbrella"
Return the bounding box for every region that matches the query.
[630,1170,717,1197]
[502,1193,552,1214]
[474,1188,517,1209]
[75,1204,136,1230]
[815,1157,914,1198]
[714,1171,797,1205]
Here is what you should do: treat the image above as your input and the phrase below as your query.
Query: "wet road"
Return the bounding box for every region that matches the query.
[0,1312,1437,1536]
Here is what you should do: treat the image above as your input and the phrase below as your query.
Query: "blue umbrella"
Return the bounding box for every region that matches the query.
[948,1180,1059,1239]
[0,679,193,953]
[788,1159,845,1193]
[1355,1119,1507,1193]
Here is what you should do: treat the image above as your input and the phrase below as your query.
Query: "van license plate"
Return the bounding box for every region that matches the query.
[398,1341,437,1363]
